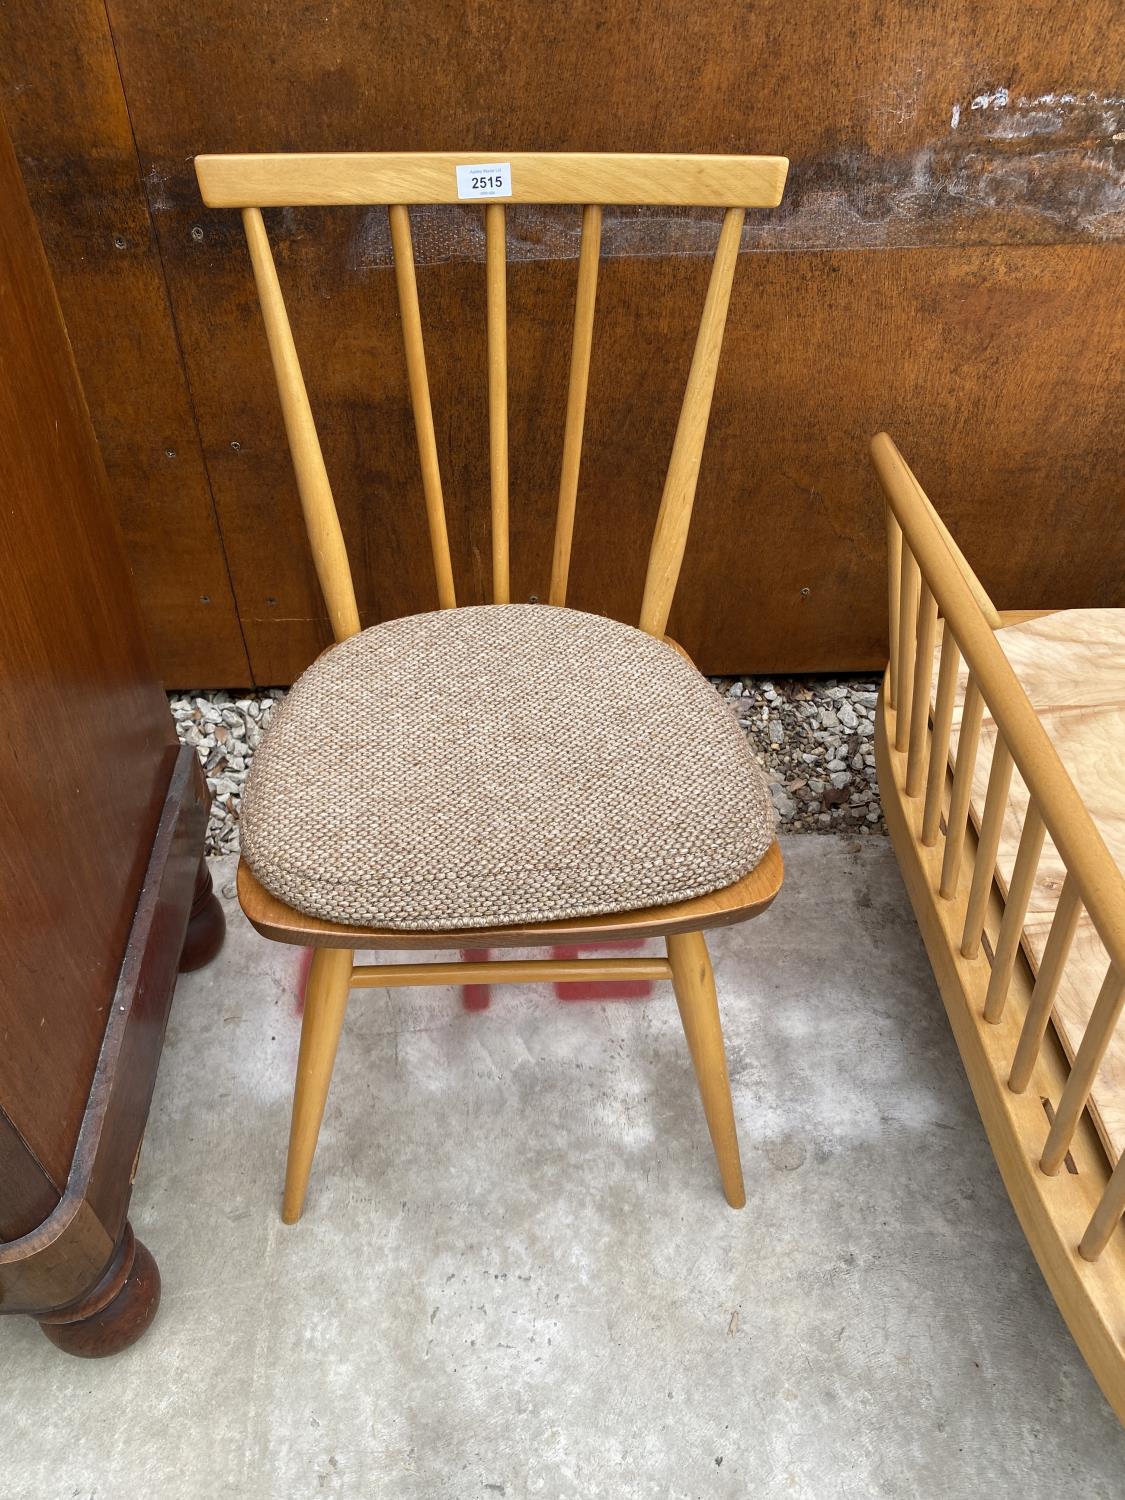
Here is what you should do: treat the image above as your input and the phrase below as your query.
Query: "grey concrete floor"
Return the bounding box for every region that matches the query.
[5,838,1125,1497]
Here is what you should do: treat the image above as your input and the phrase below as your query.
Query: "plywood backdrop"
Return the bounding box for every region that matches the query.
[1,1,1122,685]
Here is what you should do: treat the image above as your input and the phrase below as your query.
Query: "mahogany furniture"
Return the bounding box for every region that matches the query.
[0,109,224,1357]
[195,151,788,1223]
[872,433,1125,1422]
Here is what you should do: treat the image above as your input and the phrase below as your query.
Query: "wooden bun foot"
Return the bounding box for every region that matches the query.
[178,857,226,972]
[38,1223,161,1358]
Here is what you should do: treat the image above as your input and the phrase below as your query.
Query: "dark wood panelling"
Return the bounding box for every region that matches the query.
[0,113,178,1187]
[9,0,1125,677]
[0,0,250,686]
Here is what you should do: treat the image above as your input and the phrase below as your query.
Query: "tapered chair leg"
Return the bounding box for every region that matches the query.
[667,930,746,1208]
[282,946,355,1224]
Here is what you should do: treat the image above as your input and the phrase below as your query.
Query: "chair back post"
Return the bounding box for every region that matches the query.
[549,202,603,607]
[240,206,361,642]
[387,204,457,609]
[485,204,509,603]
[637,206,745,638]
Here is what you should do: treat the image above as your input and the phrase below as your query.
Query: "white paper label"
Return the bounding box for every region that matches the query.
[455,162,513,200]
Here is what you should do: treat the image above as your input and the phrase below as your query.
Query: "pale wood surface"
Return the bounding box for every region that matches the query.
[939,674,982,898]
[196,151,789,208]
[240,207,360,643]
[961,737,1012,958]
[876,686,1125,1425]
[941,608,1125,1162]
[638,206,744,637]
[549,203,601,608]
[667,931,746,1208]
[871,434,1125,992]
[238,838,784,951]
[922,629,959,846]
[349,957,673,987]
[388,205,456,609]
[282,946,354,1223]
[885,505,902,711]
[983,805,1045,1024]
[894,545,920,751]
[888,441,1002,629]
[1043,968,1125,1175]
[485,203,509,603]
[1010,876,1082,1092]
[906,582,937,795]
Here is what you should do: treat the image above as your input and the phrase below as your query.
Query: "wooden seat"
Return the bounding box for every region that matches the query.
[195,150,789,1223]
[237,838,784,950]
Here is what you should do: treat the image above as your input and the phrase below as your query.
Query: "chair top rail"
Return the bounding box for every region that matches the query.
[871,430,1125,979]
[195,151,789,209]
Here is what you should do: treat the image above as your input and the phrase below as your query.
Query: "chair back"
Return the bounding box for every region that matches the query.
[195,151,789,642]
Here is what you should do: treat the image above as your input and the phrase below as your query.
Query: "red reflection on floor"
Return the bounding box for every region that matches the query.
[296,941,655,1017]
[459,948,494,1011]
[457,941,654,1010]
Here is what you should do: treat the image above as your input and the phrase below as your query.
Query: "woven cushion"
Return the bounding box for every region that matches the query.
[240,604,775,931]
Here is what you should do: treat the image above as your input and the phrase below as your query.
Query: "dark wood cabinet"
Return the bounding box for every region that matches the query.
[0,107,223,1355]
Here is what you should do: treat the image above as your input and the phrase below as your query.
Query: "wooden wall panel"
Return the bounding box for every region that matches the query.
[0,0,250,686]
[8,0,1125,677]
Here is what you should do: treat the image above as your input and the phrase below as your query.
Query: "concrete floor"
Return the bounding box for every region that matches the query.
[5,838,1125,1497]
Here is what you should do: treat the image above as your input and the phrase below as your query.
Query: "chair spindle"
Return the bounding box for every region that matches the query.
[983,804,1046,1022]
[241,207,361,643]
[906,582,938,796]
[638,207,745,638]
[886,503,902,711]
[549,204,602,607]
[894,545,920,751]
[922,629,960,846]
[1081,1150,1125,1261]
[1041,967,1125,1175]
[485,203,509,603]
[938,673,983,898]
[1008,875,1082,1091]
[960,737,1014,957]
[388,205,457,610]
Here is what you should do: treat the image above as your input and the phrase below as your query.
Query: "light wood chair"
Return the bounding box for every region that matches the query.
[195,151,789,1222]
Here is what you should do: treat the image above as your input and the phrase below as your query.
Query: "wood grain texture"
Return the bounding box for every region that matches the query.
[7,0,1125,679]
[944,609,1125,1163]
[196,152,788,208]
[0,748,209,1309]
[0,115,179,1189]
[0,0,250,685]
[876,685,1125,1427]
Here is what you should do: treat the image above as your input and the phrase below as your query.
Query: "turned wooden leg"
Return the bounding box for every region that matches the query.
[667,931,746,1208]
[282,947,355,1224]
[37,1222,160,1357]
[178,856,226,973]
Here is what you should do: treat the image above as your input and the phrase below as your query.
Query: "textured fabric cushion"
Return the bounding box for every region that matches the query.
[240,604,775,931]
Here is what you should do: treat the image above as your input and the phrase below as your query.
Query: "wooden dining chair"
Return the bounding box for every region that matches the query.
[194,151,789,1223]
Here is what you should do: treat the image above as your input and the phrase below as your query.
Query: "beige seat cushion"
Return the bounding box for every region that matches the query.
[240,604,775,931]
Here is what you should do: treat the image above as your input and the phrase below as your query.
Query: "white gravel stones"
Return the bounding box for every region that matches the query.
[168,689,285,855]
[710,674,887,837]
[170,672,887,856]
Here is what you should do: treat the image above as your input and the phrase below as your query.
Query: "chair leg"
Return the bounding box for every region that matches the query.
[667,931,746,1208]
[282,946,354,1224]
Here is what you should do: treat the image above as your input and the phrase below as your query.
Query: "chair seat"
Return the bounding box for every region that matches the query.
[240,604,775,931]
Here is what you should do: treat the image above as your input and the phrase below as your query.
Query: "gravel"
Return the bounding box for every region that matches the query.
[170,674,886,857]
[709,675,887,837]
